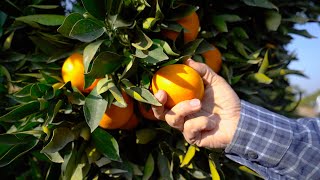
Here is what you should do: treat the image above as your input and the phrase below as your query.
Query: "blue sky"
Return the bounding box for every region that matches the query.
[286,23,320,95]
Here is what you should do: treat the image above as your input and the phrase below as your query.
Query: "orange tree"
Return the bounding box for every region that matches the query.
[0,0,319,179]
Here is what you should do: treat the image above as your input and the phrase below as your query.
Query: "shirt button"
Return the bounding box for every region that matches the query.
[247,151,258,159]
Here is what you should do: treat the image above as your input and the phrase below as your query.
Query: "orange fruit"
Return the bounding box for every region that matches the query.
[138,103,159,121]
[61,53,99,93]
[162,11,200,43]
[120,113,139,130]
[99,92,134,129]
[202,45,222,73]
[151,64,204,109]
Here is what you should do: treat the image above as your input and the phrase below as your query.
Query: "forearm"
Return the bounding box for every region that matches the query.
[225,100,320,179]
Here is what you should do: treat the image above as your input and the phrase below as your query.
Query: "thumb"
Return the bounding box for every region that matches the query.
[184,59,218,85]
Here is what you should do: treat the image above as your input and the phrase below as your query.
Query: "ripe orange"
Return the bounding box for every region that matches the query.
[120,113,139,130]
[99,92,134,129]
[202,45,222,73]
[162,11,200,43]
[61,53,99,93]
[138,103,159,121]
[151,64,204,109]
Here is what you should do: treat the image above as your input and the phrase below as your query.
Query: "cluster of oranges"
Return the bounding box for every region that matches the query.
[60,10,222,131]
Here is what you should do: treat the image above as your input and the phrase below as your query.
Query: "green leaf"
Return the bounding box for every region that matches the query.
[61,143,77,179]
[242,0,278,11]
[217,14,242,22]
[138,46,169,64]
[86,51,123,81]
[16,14,65,26]
[239,166,262,178]
[258,50,269,73]
[142,153,154,180]
[265,10,281,31]
[28,5,59,9]
[57,13,84,37]
[166,5,198,21]
[69,19,105,42]
[180,145,196,167]
[123,84,161,106]
[92,127,121,162]
[289,29,315,38]
[0,101,40,122]
[132,30,153,50]
[44,152,64,163]
[283,15,309,23]
[83,40,104,73]
[233,41,249,58]
[0,138,38,167]
[153,39,179,56]
[0,133,36,145]
[41,127,75,153]
[83,88,108,132]
[182,39,204,55]
[232,27,249,39]
[0,11,7,26]
[209,159,220,180]
[136,128,157,144]
[81,0,106,20]
[210,15,228,32]
[251,73,273,84]
[157,151,173,180]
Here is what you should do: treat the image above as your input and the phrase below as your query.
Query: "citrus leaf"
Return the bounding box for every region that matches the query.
[258,50,269,73]
[123,86,161,106]
[265,10,281,31]
[239,166,262,178]
[157,151,173,180]
[136,128,157,144]
[209,159,220,180]
[251,73,273,84]
[44,152,64,163]
[61,143,77,180]
[69,19,105,42]
[57,13,84,37]
[83,40,104,73]
[242,0,278,11]
[210,15,228,32]
[132,30,153,50]
[84,88,108,132]
[218,14,242,22]
[0,101,40,122]
[182,39,204,55]
[92,127,121,162]
[142,153,154,180]
[108,83,127,108]
[96,77,112,94]
[0,11,7,26]
[81,0,106,20]
[41,127,76,154]
[120,57,137,79]
[143,17,158,30]
[153,39,179,56]
[28,5,59,9]
[0,138,38,167]
[233,40,249,58]
[16,14,65,26]
[0,133,36,145]
[232,27,249,39]
[138,46,169,64]
[86,51,123,81]
[166,5,198,21]
[180,145,196,167]
[288,28,315,38]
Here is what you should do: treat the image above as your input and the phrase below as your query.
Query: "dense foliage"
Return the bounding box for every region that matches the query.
[0,0,319,179]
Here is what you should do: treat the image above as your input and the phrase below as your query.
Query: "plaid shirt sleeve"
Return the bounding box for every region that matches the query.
[225,100,320,180]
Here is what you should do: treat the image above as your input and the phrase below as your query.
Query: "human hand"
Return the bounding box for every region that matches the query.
[152,59,241,149]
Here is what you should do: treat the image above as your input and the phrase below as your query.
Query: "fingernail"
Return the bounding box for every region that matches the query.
[190,99,200,107]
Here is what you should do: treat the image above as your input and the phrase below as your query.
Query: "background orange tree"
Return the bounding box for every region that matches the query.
[0,0,319,179]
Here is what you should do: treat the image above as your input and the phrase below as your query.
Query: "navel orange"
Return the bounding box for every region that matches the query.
[151,64,204,109]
